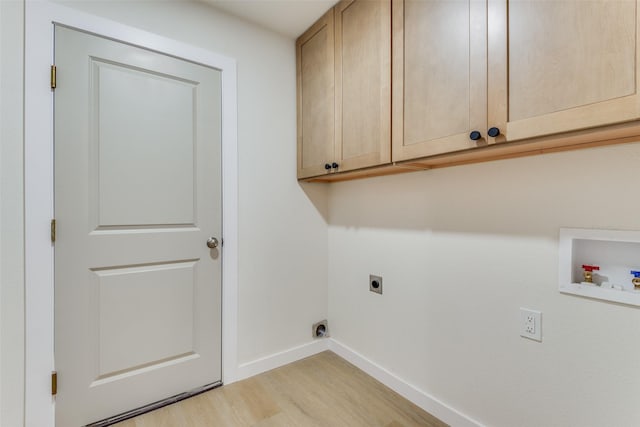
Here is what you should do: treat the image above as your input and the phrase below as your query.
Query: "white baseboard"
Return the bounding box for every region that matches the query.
[235,339,329,382]
[329,339,484,427]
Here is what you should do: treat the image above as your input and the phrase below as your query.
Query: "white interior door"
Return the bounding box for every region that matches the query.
[54,25,222,427]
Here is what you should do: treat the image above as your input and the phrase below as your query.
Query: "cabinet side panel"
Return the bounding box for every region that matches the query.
[403,0,470,145]
[509,0,636,121]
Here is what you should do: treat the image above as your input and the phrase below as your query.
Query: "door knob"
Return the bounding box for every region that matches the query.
[469,130,482,141]
[324,163,332,170]
[206,237,219,249]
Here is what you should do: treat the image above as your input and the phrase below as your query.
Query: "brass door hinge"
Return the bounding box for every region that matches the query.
[51,371,57,396]
[51,219,56,243]
[50,65,57,90]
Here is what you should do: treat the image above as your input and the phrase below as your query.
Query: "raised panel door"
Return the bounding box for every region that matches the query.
[54,25,222,426]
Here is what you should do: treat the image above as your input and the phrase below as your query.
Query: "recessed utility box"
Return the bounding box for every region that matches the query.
[369,275,383,294]
[312,320,328,338]
[559,228,640,307]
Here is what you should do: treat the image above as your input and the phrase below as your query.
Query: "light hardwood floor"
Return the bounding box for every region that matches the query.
[114,351,447,426]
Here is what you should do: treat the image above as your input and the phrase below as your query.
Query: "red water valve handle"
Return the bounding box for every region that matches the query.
[582,264,600,272]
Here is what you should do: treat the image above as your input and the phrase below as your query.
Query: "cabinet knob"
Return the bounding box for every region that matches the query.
[331,162,339,169]
[324,163,332,170]
[487,127,501,138]
[469,131,482,141]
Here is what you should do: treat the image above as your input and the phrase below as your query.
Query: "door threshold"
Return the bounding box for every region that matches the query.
[85,381,223,427]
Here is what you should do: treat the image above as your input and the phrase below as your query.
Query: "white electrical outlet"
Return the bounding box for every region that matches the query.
[520,308,542,341]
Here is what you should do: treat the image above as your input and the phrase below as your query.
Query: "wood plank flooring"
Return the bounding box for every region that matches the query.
[114,351,447,427]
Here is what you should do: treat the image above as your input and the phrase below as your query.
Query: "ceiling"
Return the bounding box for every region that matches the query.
[199,0,338,38]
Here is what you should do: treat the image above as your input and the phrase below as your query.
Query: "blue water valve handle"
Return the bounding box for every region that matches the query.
[631,270,640,278]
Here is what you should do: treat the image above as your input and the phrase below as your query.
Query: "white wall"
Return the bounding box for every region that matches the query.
[55,0,329,367]
[328,143,640,427]
[0,1,25,426]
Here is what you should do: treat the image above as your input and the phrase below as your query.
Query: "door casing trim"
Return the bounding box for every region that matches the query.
[25,2,239,426]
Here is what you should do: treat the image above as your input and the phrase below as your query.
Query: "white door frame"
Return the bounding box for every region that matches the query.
[24,2,239,426]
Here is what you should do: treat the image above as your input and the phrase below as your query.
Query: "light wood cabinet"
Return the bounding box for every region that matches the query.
[392,0,488,161]
[492,0,640,142]
[335,0,391,173]
[300,0,640,182]
[393,0,640,162]
[296,10,335,179]
[297,0,390,179]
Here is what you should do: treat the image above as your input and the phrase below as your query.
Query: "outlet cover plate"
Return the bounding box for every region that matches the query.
[369,274,382,294]
[520,308,542,341]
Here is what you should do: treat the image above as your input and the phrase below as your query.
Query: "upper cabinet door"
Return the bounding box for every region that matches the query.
[335,0,391,172]
[392,0,488,161]
[490,0,640,142]
[297,10,335,179]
